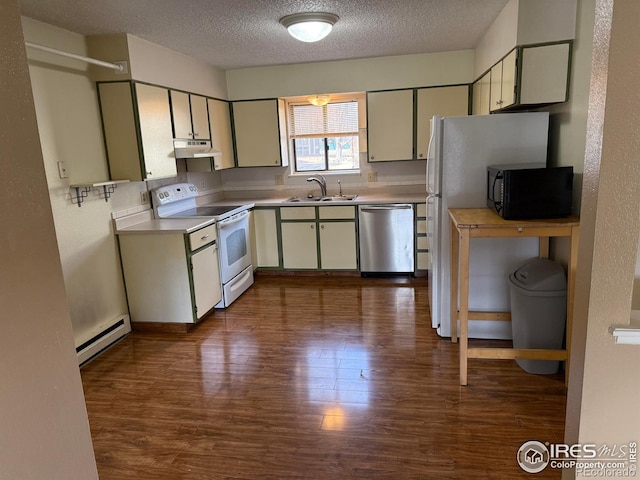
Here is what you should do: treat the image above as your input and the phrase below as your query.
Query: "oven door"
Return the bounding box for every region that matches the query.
[217,210,252,283]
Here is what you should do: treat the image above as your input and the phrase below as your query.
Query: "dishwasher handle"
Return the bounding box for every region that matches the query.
[360,205,413,212]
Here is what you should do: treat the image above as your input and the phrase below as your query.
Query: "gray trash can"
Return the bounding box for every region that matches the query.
[509,258,567,374]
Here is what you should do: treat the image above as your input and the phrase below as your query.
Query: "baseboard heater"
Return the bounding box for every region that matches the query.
[76,314,131,366]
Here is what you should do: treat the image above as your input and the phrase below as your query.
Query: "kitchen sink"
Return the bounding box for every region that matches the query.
[283,194,358,203]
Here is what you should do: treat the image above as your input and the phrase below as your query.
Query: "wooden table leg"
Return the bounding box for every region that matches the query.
[539,236,550,259]
[459,229,470,386]
[565,225,580,386]
[450,219,459,344]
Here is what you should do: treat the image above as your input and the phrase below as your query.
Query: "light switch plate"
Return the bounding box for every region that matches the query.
[57,161,69,179]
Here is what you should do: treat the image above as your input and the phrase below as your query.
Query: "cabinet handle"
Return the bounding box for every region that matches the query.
[200,234,209,240]
[193,132,199,137]
[320,225,324,230]
[370,155,375,160]
[310,225,315,230]
[418,153,424,158]
[188,132,194,137]
[146,171,152,176]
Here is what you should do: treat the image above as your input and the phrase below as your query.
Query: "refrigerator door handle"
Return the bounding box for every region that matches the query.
[426,116,438,195]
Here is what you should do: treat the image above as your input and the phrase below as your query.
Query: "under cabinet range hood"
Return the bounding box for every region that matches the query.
[173,139,222,159]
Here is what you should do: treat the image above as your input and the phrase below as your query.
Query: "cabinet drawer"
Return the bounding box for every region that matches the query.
[416,220,427,235]
[281,206,316,220]
[417,252,431,270]
[188,224,217,251]
[417,236,429,251]
[318,206,356,219]
[416,203,427,217]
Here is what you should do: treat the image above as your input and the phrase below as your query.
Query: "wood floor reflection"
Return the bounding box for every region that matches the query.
[81,275,566,479]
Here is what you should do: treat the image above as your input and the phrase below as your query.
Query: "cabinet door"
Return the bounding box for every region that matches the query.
[489,62,503,112]
[319,222,357,270]
[253,209,280,268]
[519,43,570,105]
[367,90,414,162]
[416,86,469,158]
[191,244,222,319]
[472,71,491,115]
[135,83,176,180]
[190,95,210,140]
[233,99,284,167]
[500,49,517,109]
[208,98,235,170]
[98,82,143,181]
[281,222,318,269]
[171,90,192,139]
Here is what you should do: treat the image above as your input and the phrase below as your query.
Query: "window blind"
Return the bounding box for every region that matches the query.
[288,102,359,139]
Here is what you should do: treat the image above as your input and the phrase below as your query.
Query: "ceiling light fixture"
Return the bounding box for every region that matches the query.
[279,12,339,43]
[308,95,331,106]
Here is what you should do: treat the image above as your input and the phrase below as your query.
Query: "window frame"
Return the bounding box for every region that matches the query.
[285,94,364,174]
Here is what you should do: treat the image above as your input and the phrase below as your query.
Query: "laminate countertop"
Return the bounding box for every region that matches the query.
[202,192,428,208]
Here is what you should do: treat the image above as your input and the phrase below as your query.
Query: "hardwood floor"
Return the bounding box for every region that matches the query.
[81,275,566,479]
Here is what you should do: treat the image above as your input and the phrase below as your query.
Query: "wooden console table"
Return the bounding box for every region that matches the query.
[448,208,579,386]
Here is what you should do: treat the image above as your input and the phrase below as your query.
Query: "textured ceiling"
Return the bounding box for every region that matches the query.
[19,0,509,70]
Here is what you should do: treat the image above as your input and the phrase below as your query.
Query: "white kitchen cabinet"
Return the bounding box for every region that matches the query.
[519,42,571,105]
[171,91,210,140]
[472,71,491,115]
[279,206,357,271]
[490,49,517,112]
[98,81,176,181]
[252,208,280,268]
[232,99,289,167]
[415,202,429,272]
[319,222,357,270]
[415,85,469,159]
[187,98,236,172]
[118,224,222,324]
[484,41,571,112]
[367,89,414,162]
[281,222,318,269]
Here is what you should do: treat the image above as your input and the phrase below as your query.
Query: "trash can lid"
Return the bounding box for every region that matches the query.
[510,258,567,292]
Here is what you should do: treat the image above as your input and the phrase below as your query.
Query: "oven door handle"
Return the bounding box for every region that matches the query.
[218,210,248,228]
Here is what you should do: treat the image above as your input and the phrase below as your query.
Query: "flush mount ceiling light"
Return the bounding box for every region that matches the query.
[308,94,331,106]
[280,12,339,43]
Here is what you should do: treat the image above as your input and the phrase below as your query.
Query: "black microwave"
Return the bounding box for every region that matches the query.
[487,164,573,219]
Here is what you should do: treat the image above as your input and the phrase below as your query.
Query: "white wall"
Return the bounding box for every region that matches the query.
[226,50,475,100]
[564,1,640,474]
[2,4,98,477]
[474,0,577,79]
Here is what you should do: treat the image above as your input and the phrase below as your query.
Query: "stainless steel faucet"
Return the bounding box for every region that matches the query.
[306,174,327,197]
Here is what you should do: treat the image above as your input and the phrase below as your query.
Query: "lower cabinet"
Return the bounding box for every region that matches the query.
[118,224,222,324]
[415,203,430,272]
[280,206,358,271]
[252,208,280,268]
[281,222,318,269]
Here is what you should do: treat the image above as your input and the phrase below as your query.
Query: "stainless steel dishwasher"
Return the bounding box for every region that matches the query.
[358,204,414,274]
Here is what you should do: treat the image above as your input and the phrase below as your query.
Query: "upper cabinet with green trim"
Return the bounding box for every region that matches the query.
[473,41,572,115]
[415,86,470,159]
[367,90,414,162]
[186,98,235,172]
[367,86,469,163]
[98,81,176,181]
[232,99,289,167]
[170,91,210,140]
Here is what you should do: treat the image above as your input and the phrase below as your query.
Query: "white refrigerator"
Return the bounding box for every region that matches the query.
[426,112,550,339]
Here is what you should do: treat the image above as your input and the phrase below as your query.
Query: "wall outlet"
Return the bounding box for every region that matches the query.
[57,161,69,179]
[367,171,378,182]
[275,175,285,185]
[140,191,149,204]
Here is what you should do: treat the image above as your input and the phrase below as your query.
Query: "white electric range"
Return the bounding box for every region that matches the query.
[151,183,254,308]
